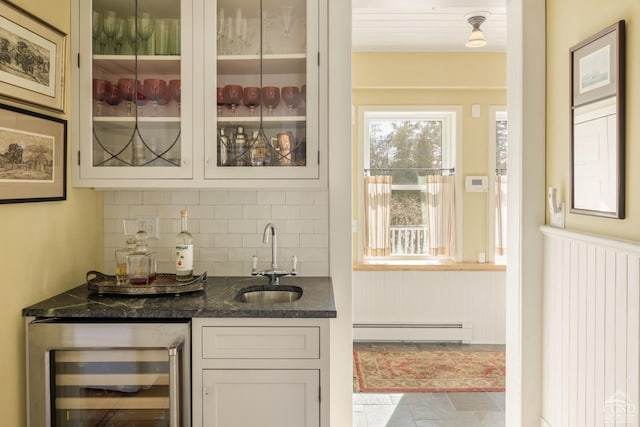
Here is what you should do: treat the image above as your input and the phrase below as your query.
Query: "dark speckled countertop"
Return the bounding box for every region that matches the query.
[22,276,336,319]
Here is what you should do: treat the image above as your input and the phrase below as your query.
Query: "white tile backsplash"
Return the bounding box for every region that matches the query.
[103,189,330,277]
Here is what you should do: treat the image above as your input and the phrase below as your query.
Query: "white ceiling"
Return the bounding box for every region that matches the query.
[352,0,507,52]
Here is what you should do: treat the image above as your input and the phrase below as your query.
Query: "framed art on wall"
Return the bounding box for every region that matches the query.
[0,0,66,111]
[570,20,625,218]
[0,103,67,204]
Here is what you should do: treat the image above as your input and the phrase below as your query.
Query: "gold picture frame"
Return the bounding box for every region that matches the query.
[0,102,67,203]
[0,0,66,111]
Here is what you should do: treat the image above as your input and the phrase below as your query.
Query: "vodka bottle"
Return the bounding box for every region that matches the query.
[175,210,194,281]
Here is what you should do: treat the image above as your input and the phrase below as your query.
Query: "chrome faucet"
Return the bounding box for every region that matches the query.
[252,223,297,285]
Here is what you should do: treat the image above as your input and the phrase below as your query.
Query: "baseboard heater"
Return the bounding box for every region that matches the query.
[353,322,472,343]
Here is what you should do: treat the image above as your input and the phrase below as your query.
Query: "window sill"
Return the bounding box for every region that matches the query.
[353,261,506,272]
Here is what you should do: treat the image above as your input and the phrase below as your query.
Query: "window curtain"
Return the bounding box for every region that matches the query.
[364,175,392,257]
[495,174,508,256]
[425,174,456,257]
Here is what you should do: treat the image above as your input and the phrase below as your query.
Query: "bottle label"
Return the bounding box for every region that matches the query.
[176,244,193,271]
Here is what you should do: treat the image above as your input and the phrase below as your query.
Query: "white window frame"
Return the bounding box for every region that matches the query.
[488,106,507,263]
[356,105,463,263]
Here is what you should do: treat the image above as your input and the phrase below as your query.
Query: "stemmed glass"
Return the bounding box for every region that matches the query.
[92,79,110,115]
[143,79,168,116]
[126,16,138,54]
[117,78,136,116]
[223,85,243,116]
[92,11,103,54]
[243,87,260,116]
[216,87,225,116]
[104,82,122,115]
[262,86,280,116]
[281,5,296,39]
[102,11,119,54]
[281,86,300,115]
[113,17,126,54]
[169,79,181,114]
[137,13,155,55]
[216,8,225,53]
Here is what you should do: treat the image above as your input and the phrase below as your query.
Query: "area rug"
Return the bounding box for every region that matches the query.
[353,349,505,393]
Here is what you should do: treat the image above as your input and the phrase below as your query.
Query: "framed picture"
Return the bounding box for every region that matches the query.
[570,21,625,218]
[0,0,66,111]
[0,103,66,204]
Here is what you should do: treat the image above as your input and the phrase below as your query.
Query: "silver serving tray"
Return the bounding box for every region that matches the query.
[87,271,206,295]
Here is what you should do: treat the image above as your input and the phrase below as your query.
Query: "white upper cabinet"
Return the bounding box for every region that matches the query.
[72,0,327,188]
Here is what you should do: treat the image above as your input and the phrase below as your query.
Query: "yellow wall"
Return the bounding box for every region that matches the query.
[352,52,507,261]
[547,0,640,240]
[0,0,103,424]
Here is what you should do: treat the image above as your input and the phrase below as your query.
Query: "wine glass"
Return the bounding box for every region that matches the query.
[137,12,155,55]
[113,17,126,54]
[117,78,136,115]
[281,5,295,39]
[103,82,122,115]
[281,86,300,115]
[143,79,168,116]
[92,79,110,115]
[261,86,280,115]
[92,11,103,54]
[216,87,225,116]
[169,79,181,114]
[243,86,260,116]
[216,8,226,53]
[102,10,119,54]
[136,80,148,115]
[223,85,242,116]
[125,16,138,53]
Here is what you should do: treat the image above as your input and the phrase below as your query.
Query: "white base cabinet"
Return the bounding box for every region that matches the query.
[192,318,330,427]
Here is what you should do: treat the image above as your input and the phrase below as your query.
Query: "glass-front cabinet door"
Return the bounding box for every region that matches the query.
[76,0,192,181]
[204,0,321,180]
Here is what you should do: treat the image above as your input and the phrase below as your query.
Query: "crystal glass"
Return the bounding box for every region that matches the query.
[281,86,300,114]
[216,87,225,115]
[117,78,136,115]
[102,10,119,54]
[281,5,296,39]
[243,86,260,115]
[126,16,138,53]
[92,78,110,115]
[92,11,103,54]
[137,13,155,55]
[143,79,168,116]
[261,86,280,115]
[104,82,122,115]
[113,17,126,54]
[223,84,243,116]
[169,79,181,113]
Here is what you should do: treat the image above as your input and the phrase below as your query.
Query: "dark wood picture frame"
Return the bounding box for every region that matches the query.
[570,20,625,218]
[0,103,67,204]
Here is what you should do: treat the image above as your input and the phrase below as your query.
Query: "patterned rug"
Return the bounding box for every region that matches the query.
[353,349,505,393]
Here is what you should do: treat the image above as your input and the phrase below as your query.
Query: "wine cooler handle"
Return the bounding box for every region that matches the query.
[168,345,180,427]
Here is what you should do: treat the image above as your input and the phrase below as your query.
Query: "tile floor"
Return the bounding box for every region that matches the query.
[352,342,505,427]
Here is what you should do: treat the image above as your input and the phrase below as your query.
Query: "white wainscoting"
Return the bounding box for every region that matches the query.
[352,269,506,344]
[541,226,640,427]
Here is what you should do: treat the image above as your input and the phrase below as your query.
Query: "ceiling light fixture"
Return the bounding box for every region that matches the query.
[465,12,490,48]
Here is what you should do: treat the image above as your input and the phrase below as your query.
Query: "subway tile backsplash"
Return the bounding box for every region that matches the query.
[103,189,330,277]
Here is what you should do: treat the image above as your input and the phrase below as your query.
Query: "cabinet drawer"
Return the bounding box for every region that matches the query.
[201,326,319,359]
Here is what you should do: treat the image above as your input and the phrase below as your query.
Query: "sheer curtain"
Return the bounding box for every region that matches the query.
[364,175,392,257]
[495,174,508,256]
[425,174,456,257]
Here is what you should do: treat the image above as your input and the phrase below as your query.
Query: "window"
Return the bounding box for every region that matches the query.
[490,109,508,262]
[361,108,460,261]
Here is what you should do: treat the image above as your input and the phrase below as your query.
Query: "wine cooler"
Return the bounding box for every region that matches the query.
[26,319,190,427]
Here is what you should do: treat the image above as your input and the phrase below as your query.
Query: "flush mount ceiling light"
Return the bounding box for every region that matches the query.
[465,12,490,48]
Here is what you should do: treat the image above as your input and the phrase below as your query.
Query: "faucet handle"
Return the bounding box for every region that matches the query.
[291,255,297,276]
[251,255,258,275]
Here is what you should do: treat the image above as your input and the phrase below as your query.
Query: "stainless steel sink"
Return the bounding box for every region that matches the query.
[237,285,303,304]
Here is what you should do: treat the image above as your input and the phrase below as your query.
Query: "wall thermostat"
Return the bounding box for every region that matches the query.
[465,176,488,192]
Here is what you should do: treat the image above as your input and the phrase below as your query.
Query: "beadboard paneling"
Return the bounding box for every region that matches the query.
[541,226,640,427]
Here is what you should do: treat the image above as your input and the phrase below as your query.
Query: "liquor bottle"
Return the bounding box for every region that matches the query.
[175,210,194,281]
[250,130,267,166]
[127,230,157,285]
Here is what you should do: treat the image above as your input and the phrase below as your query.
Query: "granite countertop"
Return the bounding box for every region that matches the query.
[22,276,336,319]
